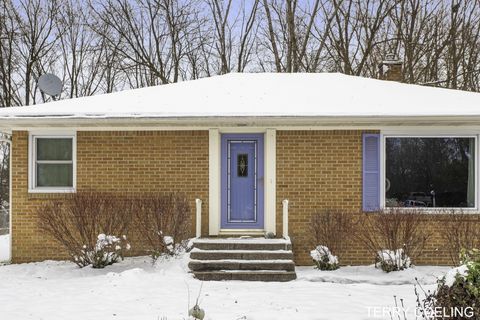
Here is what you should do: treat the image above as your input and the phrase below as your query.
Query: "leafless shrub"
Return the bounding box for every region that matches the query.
[134,193,191,261]
[441,209,480,266]
[356,208,431,270]
[309,209,357,257]
[37,191,134,267]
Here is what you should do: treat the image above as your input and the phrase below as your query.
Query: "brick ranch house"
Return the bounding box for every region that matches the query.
[1,72,480,268]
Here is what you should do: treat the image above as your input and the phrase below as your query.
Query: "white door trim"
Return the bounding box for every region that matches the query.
[264,129,276,234]
[208,128,276,236]
[208,129,221,235]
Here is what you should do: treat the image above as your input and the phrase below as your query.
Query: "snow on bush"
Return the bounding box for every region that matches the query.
[356,209,430,269]
[375,248,412,272]
[444,265,468,287]
[37,192,134,268]
[415,249,480,319]
[134,194,191,262]
[310,245,339,270]
[163,235,174,253]
[309,209,355,264]
[157,231,192,259]
[74,234,130,269]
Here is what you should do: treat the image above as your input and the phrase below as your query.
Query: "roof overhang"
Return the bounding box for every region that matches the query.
[2,115,480,131]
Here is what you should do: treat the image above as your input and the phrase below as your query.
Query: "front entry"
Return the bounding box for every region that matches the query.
[221,134,264,229]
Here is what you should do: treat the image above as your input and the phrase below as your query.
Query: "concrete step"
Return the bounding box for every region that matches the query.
[192,238,292,251]
[188,238,297,282]
[193,270,297,282]
[189,259,295,272]
[190,249,294,261]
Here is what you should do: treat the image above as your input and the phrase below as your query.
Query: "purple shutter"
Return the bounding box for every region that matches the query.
[363,133,380,212]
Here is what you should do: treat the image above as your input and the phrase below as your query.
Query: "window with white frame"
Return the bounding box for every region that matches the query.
[30,135,76,192]
[385,136,476,208]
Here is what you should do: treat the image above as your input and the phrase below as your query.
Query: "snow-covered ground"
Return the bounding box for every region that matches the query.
[0,254,451,320]
[0,234,10,261]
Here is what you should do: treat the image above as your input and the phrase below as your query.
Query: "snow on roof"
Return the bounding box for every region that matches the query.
[1,72,480,120]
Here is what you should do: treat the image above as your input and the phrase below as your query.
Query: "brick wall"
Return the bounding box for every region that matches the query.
[11,129,477,266]
[276,130,365,265]
[275,130,476,266]
[11,130,209,263]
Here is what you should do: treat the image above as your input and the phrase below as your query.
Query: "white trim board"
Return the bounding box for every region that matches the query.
[10,121,480,132]
[264,129,276,234]
[208,129,220,236]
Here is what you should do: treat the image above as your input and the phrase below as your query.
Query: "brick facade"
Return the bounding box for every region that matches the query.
[275,130,478,266]
[276,130,365,265]
[11,129,477,266]
[11,130,209,263]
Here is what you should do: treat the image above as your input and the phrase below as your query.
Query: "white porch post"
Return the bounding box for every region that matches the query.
[195,198,202,238]
[282,199,289,239]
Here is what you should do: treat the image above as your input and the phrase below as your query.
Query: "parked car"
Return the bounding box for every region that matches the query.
[404,199,427,207]
[406,192,432,207]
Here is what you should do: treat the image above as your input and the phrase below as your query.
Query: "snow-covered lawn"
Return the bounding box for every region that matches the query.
[0,255,450,320]
[0,234,10,261]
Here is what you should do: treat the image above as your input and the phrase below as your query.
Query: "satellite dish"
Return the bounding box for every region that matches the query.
[38,74,63,98]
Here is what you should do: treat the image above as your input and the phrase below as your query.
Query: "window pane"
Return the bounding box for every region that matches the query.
[385,137,475,208]
[237,154,248,177]
[36,163,73,187]
[37,138,72,161]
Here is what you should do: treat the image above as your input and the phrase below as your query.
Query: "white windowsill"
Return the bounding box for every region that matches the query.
[381,207,479,214]
[28,188,76,194]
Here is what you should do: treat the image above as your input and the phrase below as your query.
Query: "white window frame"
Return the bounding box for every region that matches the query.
[28,132,77,193]
[381,133,478,212]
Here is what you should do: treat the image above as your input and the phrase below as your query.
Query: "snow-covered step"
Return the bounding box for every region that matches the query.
[189,259,295,272]
[192,238,292,251]
[190,248,294,261]
[188,237,297,281]
[193,270,297,282]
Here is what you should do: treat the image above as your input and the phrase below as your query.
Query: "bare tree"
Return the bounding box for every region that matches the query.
[0,1,22,107]
[7,0,60,105]
[236,0,260,72]
[56,1,108,98]
[206,0,233,74]
[1,0,480,107]
[90,0,201,86]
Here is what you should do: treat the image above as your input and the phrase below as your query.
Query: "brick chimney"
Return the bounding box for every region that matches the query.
[379,53,403,82]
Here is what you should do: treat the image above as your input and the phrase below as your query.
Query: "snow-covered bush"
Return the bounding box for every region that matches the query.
[415,249,480,320]
[37,191,134,268]
[356,209,430,271]
[376,249,412,272]
[309,209,356,264]
[310,245,339,270]
[75,234,131,268]
[134,193,191,262]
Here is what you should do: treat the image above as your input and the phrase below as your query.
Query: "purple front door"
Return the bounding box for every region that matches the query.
[221,134,264,229]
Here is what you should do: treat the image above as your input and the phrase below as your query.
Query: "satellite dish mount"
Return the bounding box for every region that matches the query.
[38,74,63,101]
